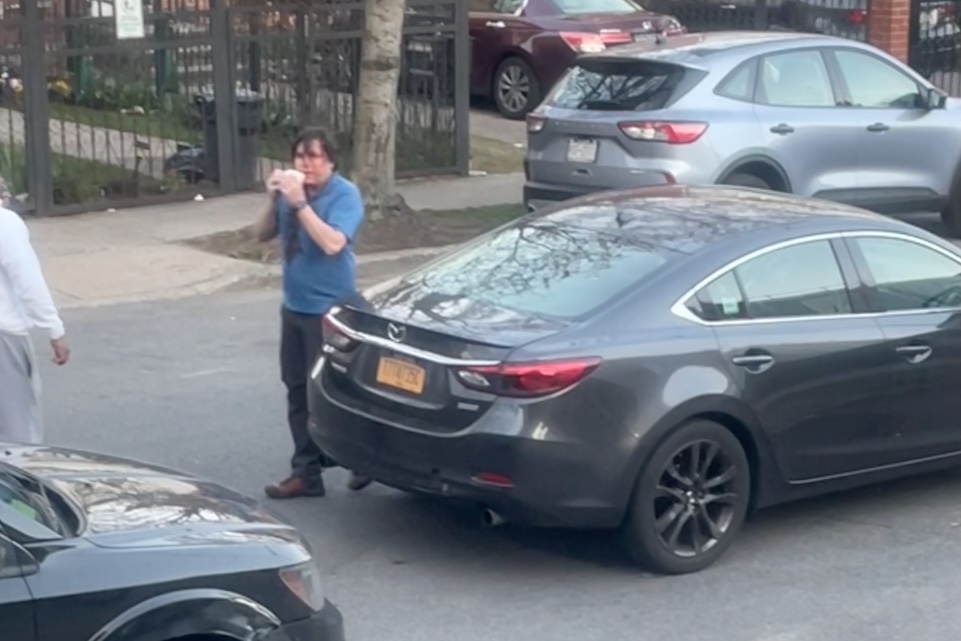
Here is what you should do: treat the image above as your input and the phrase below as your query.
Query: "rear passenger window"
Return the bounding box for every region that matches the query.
[757,50,836,107]
[716,61,755,102]
[734,240,853,319]
[690,272,747,321]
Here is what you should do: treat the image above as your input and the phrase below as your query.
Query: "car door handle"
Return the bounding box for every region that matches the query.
[731,354,775,370]
[866,122,890,132]
[485,20,506,28]
[769,124,794,135]
[895,344,932,364]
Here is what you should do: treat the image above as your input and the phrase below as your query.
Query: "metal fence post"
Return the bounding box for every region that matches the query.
[453,0,471,177]
[295,3,311,128]
[20,0,53,215]
[210,0,238,193]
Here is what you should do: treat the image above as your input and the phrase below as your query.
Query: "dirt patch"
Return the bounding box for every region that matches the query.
[182,203,528,262]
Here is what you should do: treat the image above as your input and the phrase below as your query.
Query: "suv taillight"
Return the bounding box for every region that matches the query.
[618,121,708,144]
[526,114,546,134]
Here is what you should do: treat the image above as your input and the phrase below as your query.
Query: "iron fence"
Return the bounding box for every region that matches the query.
[643,0,870,40]
[4,0,469,217]
[909,0,961,96]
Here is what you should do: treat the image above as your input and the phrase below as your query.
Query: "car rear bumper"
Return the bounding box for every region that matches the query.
[524,173,673,210]
[307,369,627,529]
[269,600,345,641]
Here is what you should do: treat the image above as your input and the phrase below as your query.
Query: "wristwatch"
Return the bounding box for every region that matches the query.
[291,199,308,212]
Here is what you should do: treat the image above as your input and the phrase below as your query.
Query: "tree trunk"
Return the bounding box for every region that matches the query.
[352,0,411,220]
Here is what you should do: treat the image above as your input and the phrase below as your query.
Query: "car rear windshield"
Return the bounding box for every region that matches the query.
[405,219,670,320]
[546,59,686,111]
[550,0,643,14]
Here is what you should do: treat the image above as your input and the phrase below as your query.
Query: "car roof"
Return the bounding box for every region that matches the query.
[530,185,924,256]
[579,30,869,67]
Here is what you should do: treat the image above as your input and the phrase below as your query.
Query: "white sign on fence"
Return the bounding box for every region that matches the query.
[115,0,146,40]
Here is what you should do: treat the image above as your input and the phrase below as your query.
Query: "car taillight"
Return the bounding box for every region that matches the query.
[846,9,867,24]
[618,121,708,144]
[559,30,631,53]
[526,113,545,134]
[321,314,358,353]
[456,357,602,398]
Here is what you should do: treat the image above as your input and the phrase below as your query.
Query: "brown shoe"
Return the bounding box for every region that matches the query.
[347,472,373,492]
[264,475,326,499]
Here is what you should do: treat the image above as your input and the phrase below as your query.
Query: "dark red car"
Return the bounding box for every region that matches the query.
[469,0,685,118]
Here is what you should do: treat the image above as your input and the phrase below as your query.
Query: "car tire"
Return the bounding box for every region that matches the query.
[623,419,752,575]
[722,173,772,190]
[941,170,961,238]
[493,57,541,120]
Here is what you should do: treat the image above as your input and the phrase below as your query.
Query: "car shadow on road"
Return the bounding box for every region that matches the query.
[386,467,961,573]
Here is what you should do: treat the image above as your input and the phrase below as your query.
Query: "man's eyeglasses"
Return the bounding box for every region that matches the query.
[293,150,325,161]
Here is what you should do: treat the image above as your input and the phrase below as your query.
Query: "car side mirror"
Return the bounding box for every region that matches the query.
[923,87,947,110]
[0,535,39,578]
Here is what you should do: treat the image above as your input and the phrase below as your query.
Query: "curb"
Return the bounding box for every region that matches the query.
[56,266,276,311]
[55,243,456,311]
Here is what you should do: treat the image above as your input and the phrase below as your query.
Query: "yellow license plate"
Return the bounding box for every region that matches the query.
[375,357,426,394]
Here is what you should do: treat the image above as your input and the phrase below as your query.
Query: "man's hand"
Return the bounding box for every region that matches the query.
[50,337,70,366]
[276,170,307,207]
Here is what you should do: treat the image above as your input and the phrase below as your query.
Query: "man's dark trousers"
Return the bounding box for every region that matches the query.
[280,307,332,482]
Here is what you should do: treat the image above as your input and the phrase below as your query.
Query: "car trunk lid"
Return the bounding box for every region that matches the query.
[526,56,708,188]
[320,295,571,434]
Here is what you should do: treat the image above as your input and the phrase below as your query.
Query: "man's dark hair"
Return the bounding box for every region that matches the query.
[290,128,338,169]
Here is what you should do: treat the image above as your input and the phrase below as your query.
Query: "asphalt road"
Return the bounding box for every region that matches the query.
[38,288,961,641]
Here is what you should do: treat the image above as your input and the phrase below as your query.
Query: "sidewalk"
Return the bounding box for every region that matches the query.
[27,172,525,310]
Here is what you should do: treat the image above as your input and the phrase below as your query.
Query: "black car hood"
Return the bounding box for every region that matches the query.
[0,445,302,550]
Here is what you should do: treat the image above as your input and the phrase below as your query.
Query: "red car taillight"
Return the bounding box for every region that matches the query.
[456,357,602,398]
[559,30,632,53]
[846,9,868,24]
[618,121,708,144]
[321,314,358,353]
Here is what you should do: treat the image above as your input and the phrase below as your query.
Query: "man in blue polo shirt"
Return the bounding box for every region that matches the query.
[254,129,372,499]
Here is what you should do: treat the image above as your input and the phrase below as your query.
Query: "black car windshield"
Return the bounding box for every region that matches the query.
[411,218,671,320]
[550,0,642,14]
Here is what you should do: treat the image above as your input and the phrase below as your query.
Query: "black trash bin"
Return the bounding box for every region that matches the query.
[195,87,263,190]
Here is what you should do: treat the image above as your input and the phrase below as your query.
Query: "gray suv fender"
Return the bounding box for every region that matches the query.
[715,155,794,193]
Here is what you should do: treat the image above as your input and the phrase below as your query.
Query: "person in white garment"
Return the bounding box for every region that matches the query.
[0,205,70,444]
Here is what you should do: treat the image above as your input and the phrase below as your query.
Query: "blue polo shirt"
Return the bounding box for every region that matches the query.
[275,173,364,315]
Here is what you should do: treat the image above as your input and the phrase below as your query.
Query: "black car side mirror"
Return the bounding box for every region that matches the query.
[0,535,39,578]
[923,86,947,110]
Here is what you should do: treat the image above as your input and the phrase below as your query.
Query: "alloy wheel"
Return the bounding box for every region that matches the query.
[497,64,530,115]
[652,439,740,558]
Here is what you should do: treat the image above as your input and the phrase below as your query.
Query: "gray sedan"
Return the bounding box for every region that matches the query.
[308,185,961,574]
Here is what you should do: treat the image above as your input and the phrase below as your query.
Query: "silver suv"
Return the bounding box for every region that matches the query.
[523,31,961,236]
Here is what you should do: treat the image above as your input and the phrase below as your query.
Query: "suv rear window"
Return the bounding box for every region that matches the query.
[405,220,670,319]
[550,0,643,14]
[546,59,685,111]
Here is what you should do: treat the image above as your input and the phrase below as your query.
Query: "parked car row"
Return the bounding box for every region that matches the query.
[521,31,961,236]
[468,0,961,118]
[469,0,686,118]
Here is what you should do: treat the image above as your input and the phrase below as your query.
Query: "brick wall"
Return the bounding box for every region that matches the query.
[867,0,912,62]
